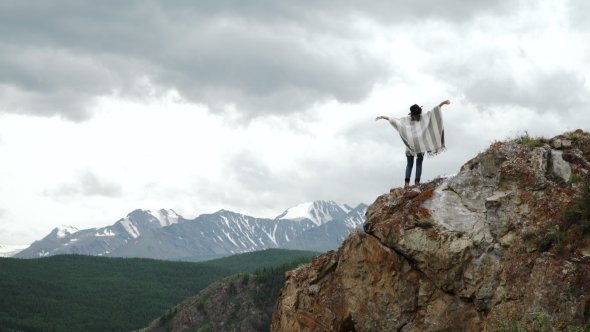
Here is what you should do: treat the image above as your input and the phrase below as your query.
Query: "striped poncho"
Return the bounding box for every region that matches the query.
[388,105,446,157]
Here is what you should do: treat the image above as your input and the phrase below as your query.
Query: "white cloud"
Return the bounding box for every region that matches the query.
[43,170,123,198]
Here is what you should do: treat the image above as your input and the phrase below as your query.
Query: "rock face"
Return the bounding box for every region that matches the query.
[271,131,590,331]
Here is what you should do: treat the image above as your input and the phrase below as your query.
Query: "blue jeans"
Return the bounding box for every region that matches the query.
[405,153,424,180]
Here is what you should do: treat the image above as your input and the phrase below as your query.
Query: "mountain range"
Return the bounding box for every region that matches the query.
[14,200,367,260]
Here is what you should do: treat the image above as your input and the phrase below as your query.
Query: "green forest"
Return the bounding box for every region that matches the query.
[154,256,314,332]
[194,248,318,273]
[0,249,318,332]
[251,257,311,314]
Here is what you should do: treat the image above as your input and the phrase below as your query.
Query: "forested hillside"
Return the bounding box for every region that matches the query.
[192,248,318,273]
[140,257,312,332]
[0,249,317,332]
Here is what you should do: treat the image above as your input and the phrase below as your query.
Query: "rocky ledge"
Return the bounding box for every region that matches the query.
[271,130,590,332]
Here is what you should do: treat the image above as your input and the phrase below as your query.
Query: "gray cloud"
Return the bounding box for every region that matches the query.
[338,117,401,147]
[210,150,308,212]
[11,230,33,238]
[296,153,398,205]
[567,0,590,29]
[189,151,304,214]
[191,175,294,216]
[0,228,39,246]
[225,150,276,190]
[194,146,404,214]
[465,71,587,112]
[433,49,589,113]
[43,170,122,198]
[203,112,496,214]
[0,0,514,121]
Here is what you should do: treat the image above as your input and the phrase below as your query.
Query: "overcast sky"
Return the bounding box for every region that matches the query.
[1,0,589,245]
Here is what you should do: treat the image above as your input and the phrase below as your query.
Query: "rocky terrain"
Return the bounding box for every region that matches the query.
[271,130,590,331]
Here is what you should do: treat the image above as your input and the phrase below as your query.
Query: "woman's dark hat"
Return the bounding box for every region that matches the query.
[409,104,422,114]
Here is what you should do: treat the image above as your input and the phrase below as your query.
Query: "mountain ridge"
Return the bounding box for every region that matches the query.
[14,200,366,260]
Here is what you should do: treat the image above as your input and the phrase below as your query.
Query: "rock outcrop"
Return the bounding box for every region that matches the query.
[271,130,590,331]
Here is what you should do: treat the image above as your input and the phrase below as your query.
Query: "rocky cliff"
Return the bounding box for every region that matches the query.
[271,130,590,331]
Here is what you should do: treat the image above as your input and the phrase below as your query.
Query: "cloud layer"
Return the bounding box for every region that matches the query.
[43,170,122,198]
[0,0,521,121]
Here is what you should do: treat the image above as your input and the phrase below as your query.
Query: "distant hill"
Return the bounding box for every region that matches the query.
[0,248,317,332]
[138,258,310,332]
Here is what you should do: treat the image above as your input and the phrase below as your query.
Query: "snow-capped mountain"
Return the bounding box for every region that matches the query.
[110,209,320,259]
[342,203,369,228]
[55,226,79,238]
[280,203,368,252]
[14,201,367,260]
[14,209,180,258]
[275,200,349,225]
[340,204,354,213]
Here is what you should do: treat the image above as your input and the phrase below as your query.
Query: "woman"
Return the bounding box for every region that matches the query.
[376,100,450,188]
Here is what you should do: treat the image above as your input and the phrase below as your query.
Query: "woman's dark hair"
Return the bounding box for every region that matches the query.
[409,104,422,121]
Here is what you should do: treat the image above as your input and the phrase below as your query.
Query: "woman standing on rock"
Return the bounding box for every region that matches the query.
[376,100,450,188]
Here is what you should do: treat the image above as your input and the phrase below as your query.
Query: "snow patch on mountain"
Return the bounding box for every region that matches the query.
[95,229,116,237]
[276,200,345,226]
[66,238,79,245]
[56,226,79,238]
[339,204,352,213]
[121,218,140,238]
[277,202,315,221]
[148,209,180,227]
[343,205,368,228]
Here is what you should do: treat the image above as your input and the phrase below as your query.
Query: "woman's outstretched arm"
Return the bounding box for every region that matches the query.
[375,116,389,121]
[438,100,451,107]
